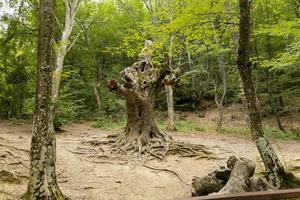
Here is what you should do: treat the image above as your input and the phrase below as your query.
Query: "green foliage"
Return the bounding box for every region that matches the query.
[0,0,299,141]
[92,111,126,130]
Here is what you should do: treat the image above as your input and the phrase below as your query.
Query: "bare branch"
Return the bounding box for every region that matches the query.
[54,15,63,33]
[66,31,81,53]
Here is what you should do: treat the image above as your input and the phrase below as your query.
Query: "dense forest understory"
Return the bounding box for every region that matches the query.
[1,0,300,199]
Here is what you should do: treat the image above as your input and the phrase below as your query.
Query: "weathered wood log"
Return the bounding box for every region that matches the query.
[192,156,256,196]
[245,177,274,192]
[217,157,255,194]
[191,166,231,196]
[180,189,300,200]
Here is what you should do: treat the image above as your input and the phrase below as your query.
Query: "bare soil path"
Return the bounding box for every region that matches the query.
[0,121,300,200]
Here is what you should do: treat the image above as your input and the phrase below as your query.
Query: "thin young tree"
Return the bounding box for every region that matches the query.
[237,0,299,188]
[23,0,65,198]
[52,0,81,112]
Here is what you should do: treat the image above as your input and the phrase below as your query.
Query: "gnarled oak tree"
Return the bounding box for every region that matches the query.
[107,40,180,154]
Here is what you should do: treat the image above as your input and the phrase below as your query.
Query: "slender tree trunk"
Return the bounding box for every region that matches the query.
[51,0,81,111]
[266,37,285,132]
[24,0,65,198]
[165,1,176,131]
[211,23,227,133]
[265,70,285,132]
[186,44,196,109]
[94,65,102,109]
[237,0,290,188]
[216,55,227,133]
[165,85,175,131]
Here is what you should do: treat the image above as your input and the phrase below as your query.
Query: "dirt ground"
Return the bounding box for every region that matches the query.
[1,120,300,200]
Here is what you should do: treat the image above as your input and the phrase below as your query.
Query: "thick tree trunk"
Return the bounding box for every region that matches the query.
[237,0,295,188]
[24,0,65,198]
[124,93,164,146]
[107,40,180,155]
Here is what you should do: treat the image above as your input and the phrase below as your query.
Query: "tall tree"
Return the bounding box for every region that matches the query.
[237,0,299,188]
[52,0,81,112]
[165,0,176,131]
[23,0,65,198]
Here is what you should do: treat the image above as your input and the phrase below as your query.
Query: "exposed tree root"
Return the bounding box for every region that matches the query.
[66,149,86,154]
[8,161,29,169]
[83,158,127,165]
[0,170,21,184]
[82,133,214,161]
[0,143,29,153]
[143,164,188,185]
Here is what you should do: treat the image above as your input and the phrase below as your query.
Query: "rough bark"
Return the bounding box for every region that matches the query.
[106,40,180,154]
[24,0,65,198]
[237,0,299,188]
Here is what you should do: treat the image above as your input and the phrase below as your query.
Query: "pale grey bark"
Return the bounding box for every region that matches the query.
[51,0,81,107]
[186,43,198,109]
[165,0,176,131]
[165,84,175,131]
[165,33,176,131]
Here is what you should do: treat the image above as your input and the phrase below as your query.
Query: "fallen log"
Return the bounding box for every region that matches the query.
[217,157,255,194]
[192,156,256,196]
[179,188,300,200]
[192,166,231,196]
